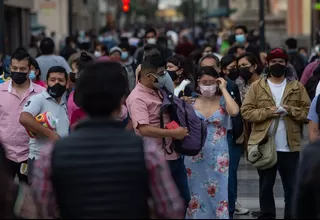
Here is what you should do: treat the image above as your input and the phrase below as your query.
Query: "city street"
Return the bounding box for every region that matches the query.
[235,126,309,219]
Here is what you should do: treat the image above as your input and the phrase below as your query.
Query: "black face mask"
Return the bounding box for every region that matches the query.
[167,70,179,81]
[228,69,240,81]
[47,83,66,98]
[11,72,28,85]
[269,64,286,78]
[239,67,253,84]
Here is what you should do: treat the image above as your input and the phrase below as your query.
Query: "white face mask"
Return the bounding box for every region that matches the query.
[94,51,101,58]
[147,38,157,44]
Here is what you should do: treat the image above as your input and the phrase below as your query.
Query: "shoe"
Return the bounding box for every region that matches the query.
[235,201,250,215]
[251,210,261,217]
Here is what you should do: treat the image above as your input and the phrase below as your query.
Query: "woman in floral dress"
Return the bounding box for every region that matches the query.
[185,67,239,219]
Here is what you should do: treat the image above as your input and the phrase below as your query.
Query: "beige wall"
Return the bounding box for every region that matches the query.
[302,0,311,35]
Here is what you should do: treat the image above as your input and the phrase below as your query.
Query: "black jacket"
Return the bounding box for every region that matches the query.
[293,141,320,219]
[51,118,150,219]
[226,78,243,141]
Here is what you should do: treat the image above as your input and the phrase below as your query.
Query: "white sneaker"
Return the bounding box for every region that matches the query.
[235,201,249,215]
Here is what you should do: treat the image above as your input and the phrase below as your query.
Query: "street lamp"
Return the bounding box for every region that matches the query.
[68,0,73,36]
[259,0,265,52]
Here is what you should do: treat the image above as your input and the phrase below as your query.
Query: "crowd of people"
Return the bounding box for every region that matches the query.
[1,23,320,219]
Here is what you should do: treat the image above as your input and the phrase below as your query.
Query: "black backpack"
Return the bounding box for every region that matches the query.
[288,52,306,80]
[305,75,320,100]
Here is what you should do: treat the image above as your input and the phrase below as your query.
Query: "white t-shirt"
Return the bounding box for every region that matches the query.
[267,79,290,152]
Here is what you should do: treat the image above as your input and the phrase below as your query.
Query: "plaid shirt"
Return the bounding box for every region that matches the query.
[31,144,184,219]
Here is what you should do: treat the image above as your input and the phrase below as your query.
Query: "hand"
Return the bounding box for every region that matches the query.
[216,77,227,90]
[48,131,60,142]
[181,96,195,104]
[172,127,189,140]
[270,106,281,117]
[282,105,290,112]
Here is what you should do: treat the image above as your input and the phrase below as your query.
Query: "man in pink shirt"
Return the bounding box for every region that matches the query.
[126,54,190,209]
[0,48,43,183]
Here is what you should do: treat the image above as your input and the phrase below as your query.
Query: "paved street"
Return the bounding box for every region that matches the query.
[234,126,309,219]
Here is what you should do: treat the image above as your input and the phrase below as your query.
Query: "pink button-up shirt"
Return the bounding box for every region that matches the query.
[126,83,178,160]
[0,80,44,162]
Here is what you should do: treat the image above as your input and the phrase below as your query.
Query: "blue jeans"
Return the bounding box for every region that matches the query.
[227,131,243,217]
[168,157,191,211]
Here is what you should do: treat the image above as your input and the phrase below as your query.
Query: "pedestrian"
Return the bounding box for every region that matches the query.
[241,48,310,219]
[0,48,43,184]
[31,61,185,219]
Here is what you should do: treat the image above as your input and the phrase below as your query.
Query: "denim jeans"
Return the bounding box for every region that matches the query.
[168,157,191,210]
[227,131,243,217]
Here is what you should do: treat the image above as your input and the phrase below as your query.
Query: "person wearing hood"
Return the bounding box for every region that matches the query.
[119,43,136,92]
[109,46,122,62]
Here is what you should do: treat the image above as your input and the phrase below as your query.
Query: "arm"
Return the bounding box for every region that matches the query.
[307,97,320,142]
[19,97,58,140]
[221,87,239,117]
[127,98,177,138]
[241,83,273,123]
[145,148,184,219]
[285,85,310,122]
[31,144,59,219]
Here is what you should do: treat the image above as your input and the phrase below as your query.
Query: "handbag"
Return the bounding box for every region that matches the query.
[247,118,280,170]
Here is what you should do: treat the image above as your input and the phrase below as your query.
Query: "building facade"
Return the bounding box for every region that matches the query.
[4,0,33,54]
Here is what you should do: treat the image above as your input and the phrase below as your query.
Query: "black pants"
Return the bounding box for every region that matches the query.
[5,158,28,184]
[258,152,299,219]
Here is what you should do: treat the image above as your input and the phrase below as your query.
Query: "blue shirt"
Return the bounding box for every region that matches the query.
[308,95,319,123]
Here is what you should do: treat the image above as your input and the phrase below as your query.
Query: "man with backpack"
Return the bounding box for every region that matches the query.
[126,54,191,210]
[285,38,306,80]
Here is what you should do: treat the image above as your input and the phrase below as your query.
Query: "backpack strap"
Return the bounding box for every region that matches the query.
[316,95,320,130]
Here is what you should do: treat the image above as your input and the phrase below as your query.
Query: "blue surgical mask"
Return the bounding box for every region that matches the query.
[151,73,166,89]
[121,51,129,60]
[235,34,246,44]
[28,70,36,81]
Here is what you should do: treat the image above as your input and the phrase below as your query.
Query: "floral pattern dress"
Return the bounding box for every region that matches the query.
[185,97,229,219]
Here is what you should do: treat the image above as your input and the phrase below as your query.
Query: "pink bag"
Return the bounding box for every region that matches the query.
[300,59,320,85]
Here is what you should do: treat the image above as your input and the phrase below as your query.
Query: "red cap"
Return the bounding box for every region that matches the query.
[266,48,288,62]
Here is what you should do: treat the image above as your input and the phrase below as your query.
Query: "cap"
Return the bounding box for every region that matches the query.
[109,46,122,55]
[266,48,288,62]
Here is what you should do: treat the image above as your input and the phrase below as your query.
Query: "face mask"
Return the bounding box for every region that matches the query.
[239,67,253,84]
[147,38,157,44]
[94,51,101,58]
[235,34,246,44]
[11,72,28,85]
[228,69,240,81]
[200,85,217,97]
[269,63,286,78]
[151,74,166,89]
[167,70,179,81]
[121,52,129,60]
[47,83,66,98]
[29,70,36,81]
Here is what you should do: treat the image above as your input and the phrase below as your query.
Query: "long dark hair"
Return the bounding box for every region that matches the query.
[236,52,263,75]
[167,54,194,82]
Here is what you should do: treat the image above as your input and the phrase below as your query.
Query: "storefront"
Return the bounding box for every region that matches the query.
[4,0,33,54]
